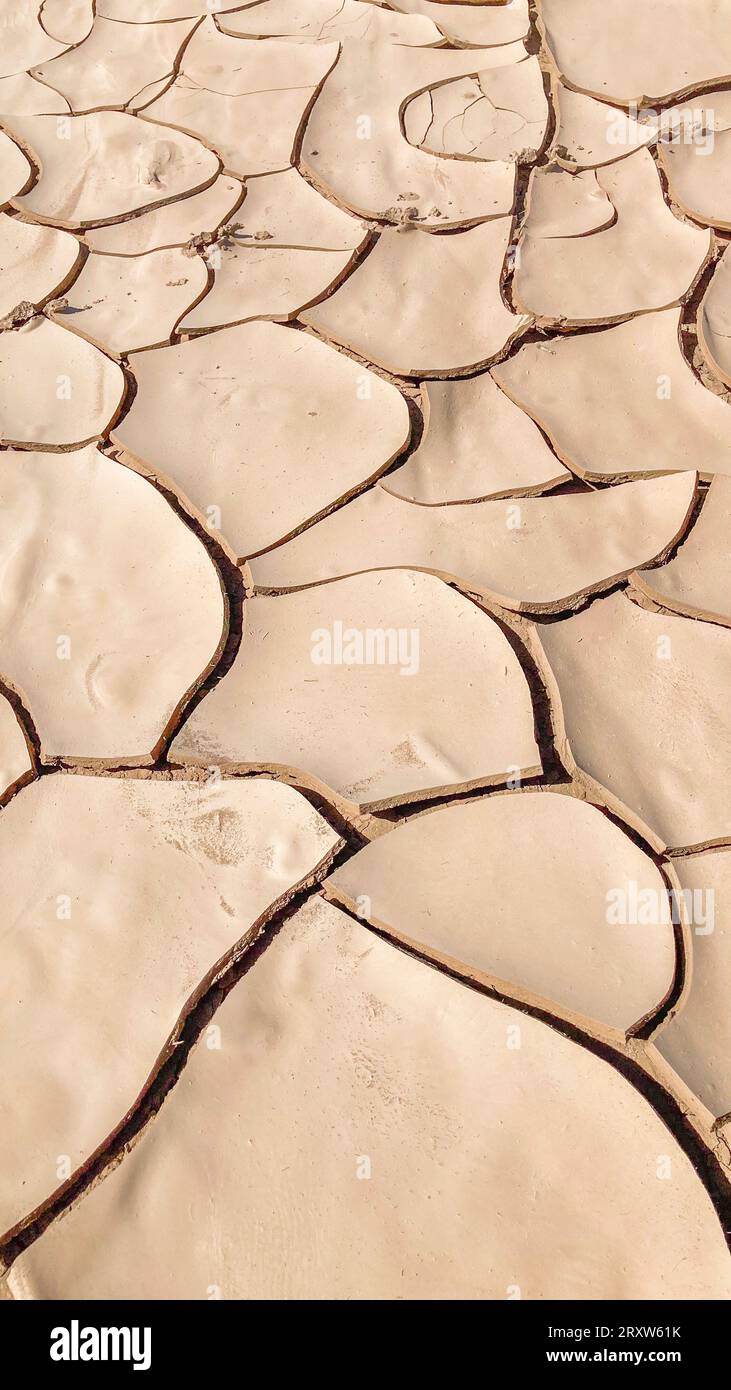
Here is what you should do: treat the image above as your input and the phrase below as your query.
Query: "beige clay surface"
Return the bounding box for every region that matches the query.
[113,321,410,558]
[537,591,731,850]
[631,476,731,627]
[386,372,570,502]
[514,151,710,324]
[0,776,339,1240]
[1,0,730,1307]
[655,849,731,1119]
[9,897,731,1301]
[0,445,224,760]
[493,309,731,479]
[302,220,524,375]
[249,473,697,613]
[698,247,731,387]
[171,571,541,807]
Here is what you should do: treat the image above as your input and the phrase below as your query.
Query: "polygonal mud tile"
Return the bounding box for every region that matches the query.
[249,473,697,611]
[514,151,710,325]
[699,247,731,385]
[170,570,541,808]
[98,0,242,15]
[658,93,731,231]
[143,20,337,177]
[39,0,94,44]
[181,243,358,331]
[218,0,443,44]
[0,691,32,802]
[538,0,731,104]
[0,72,69,115]
[632,476,731,627]
[178,168,367,332]
[0,214,81,318]
[32,16,197,112]
[551,83,658,168]
[655,848,731,1119]
[384,0,530,47]
[9,895,731,1299]
[386,373,570,502]
[8,111,219,228]
[492,308,731,479]
[0,775,339,1241]
[327,790,677,1033]
[302,221,524,377]
[537,590,731,851]
[403,56,548,163]
[300,37,525,226]
[0,318,124,447]
[49,246,209,354]
[227,167,365,251]
[0,130,31,205]
[0,445,224,761]
[113,320,409,559]
[83,175,241,255]
[0,2,67,79]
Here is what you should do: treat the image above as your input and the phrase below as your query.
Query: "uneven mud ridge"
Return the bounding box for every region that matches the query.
[1,0,731,1301]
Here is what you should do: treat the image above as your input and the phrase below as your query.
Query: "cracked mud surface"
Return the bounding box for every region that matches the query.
[1,0,731,1302]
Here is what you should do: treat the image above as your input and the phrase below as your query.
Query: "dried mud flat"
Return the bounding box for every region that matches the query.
[1,0,731,1303]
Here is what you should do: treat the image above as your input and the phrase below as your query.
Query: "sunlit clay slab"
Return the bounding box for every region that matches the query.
[537,591,731,851]
[0,130,31,205]
[655,849,731,1119]
[0,693,32,802]
[218,0,442,44]
[178,168,367,332]
[327,791,676,1033]
[98,0,246,16]
[658,94,731,230]
[143,21,337,177]
[249,474,697,615]
[8,111,219,228]
[302,221,524,376]
[113,322,409,559]
[0,2,67,79]
[386,373,570,502]
[0,72,69,115]
[33,16,197,112]
[551,83,657,169]
[493,309,731,479]
[83,175,241,255]
[538,0,731,104]
[300,38,526,226]
[9,896,731,1299]
[0,776,339,1241]
[40,0,94,45]
[171,571,540,809]
[632,476,731,627]
[699,247,731,386]
[0,446,224,761]
[0,318,124,447]
[403,57,548,163]
[514,151,710,324]
[384,0,530,47]
[0,214,81,317]
[181,243,357,330]
[49,247,209,354]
